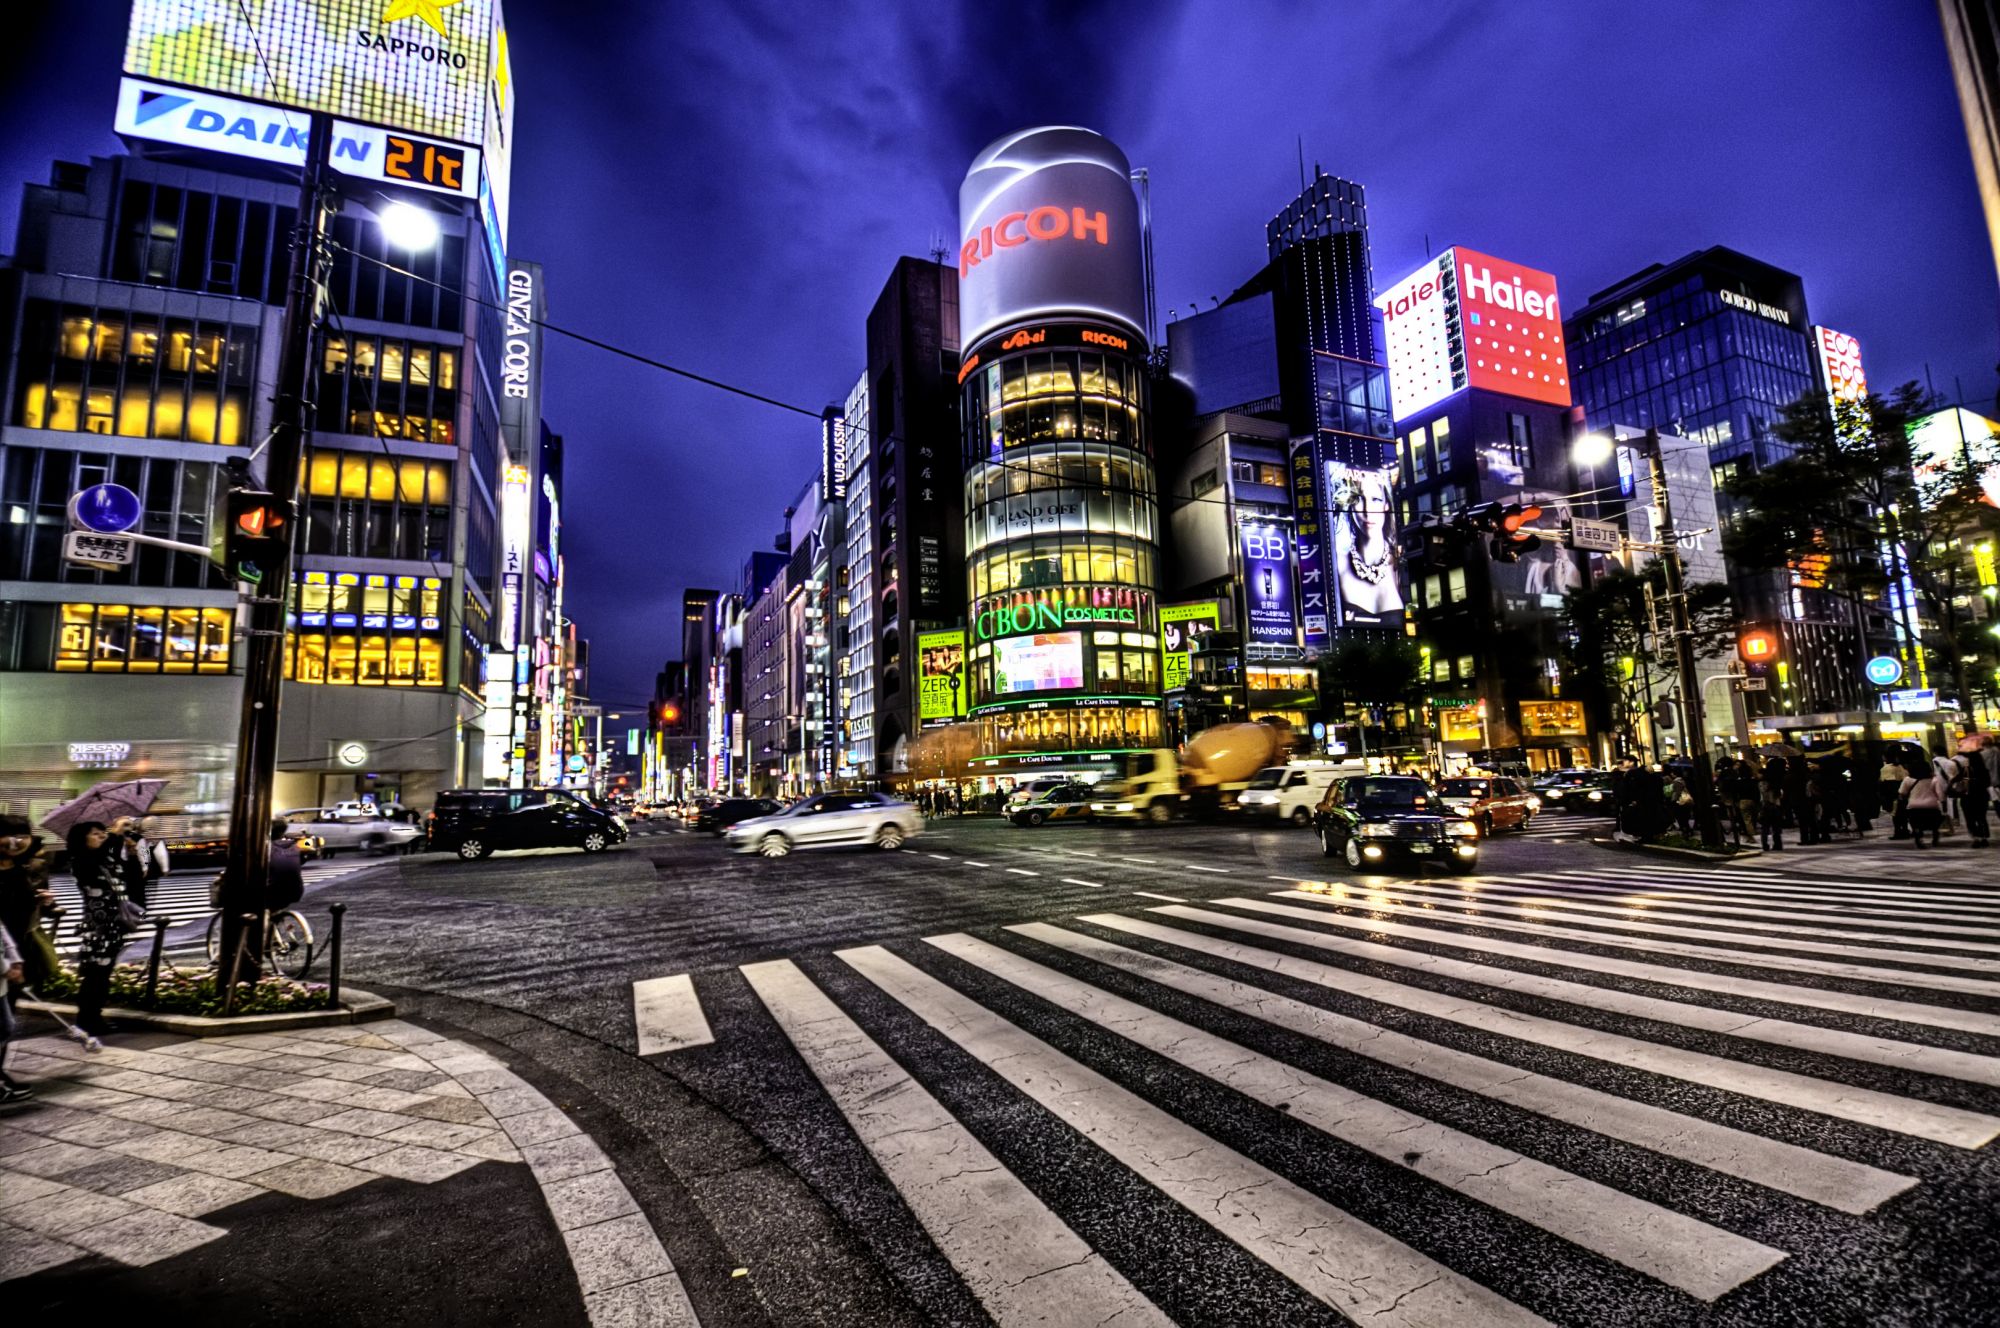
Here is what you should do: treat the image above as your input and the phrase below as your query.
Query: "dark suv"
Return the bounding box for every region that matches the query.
[694,798,782,833]
[428,788,628,860]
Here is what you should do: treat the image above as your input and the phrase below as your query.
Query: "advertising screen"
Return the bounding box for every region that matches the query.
[1159,601,1221,692]
[1376,248,1569,420]
[917,629,967,723]
[1813,326,1867,404]
[1908,407,2000,509]
[124,0,505,149]
[958,126,1147,348]
[994,632,1085,694]
[1289,440,1329,648]
[1239,522,1297,645]
[1322,461,1404,627]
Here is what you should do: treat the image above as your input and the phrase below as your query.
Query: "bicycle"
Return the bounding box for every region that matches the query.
[205,908,316,980]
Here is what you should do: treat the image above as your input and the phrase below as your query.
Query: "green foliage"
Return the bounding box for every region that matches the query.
[1314,636,1426,707]
[1560,563,1733,744]
[34,962,328,1016]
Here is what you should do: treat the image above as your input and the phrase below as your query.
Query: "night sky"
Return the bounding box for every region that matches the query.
[4,1,1995,709]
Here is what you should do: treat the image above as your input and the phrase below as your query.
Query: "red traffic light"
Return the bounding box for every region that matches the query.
[234,504,282,537]
[1501,504,1542,533]
[1738,628,1779,662]
[662,704,681,723]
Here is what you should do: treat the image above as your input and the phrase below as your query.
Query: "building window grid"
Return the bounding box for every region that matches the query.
[1,601,235,674]
[301,448,454,561]
[285,571,447,687]
[15,300,256,447]
[2,447,228,589]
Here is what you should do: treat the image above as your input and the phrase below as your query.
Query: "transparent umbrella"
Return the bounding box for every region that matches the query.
[39,778,169,838]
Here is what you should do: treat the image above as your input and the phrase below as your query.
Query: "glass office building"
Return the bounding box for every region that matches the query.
[1564,246,1817,474]
[960,322,1164,768]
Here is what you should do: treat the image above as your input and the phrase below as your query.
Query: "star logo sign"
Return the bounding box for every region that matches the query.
[381,0,467,38]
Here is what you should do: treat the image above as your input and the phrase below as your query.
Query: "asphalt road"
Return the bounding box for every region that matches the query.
[306,810,2000,1327]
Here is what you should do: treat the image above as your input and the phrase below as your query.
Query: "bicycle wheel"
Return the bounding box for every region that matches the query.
[270,911,315,979]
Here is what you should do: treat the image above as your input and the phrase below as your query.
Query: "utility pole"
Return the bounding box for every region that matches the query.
[219,113,334,982]
[1643,427,1725,849]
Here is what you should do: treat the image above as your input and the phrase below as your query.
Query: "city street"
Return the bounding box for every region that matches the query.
[193,813,2000,1326]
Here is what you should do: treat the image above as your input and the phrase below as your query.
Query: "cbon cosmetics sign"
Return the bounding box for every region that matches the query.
[1375,247,1572,419]
[958,126,1148,348]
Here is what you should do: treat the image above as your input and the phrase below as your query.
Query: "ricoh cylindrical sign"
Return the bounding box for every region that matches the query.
[958,126,1147,348]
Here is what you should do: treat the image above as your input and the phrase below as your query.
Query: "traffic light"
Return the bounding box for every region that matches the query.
[1737,626,1779,665]
[223,488,290,584]
[1489,503,1544,563]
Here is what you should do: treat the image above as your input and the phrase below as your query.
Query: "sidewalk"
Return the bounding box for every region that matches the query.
[1723,833,1997,885]
[1,1017,698,1325]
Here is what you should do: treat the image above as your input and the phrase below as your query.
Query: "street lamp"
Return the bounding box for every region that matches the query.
[1572,426,1724,848]
[376,201,441,251]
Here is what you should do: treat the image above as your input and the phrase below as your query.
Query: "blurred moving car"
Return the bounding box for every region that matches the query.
[695,798,783,833]
[427,788,628,860]
[1004,777,1077,814]
[725,792,921,858]
[1531,769,1614,813]
[1437,776,1538,836]
[1009,785,1094,827]
[1312,775,1480,873]
[1236,761,1356,825]
[279,807,422,857]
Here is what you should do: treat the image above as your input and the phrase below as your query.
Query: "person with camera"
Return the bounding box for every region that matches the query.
[105,815,167,911]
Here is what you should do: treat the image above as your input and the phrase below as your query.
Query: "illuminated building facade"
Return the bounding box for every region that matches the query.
[957,127,1164,772]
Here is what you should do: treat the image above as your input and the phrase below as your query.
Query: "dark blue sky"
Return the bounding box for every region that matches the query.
[5,1,1995,707]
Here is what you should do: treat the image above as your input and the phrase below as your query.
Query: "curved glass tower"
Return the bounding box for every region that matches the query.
[956,127,1162,770]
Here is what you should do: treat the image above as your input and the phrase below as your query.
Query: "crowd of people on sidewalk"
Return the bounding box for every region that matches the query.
[1611,736,1997,852]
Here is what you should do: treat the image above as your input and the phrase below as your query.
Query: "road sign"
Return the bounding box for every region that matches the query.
[1887,688,1937,713]
[1864,655,1903,687]
[70,483,143,533]
[63,530,136,568]
[1733,676,1768,692]
[1311,721,1327,740]
[1567,516,1621,552]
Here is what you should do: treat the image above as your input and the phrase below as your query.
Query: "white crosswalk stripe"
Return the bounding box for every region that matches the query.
[42,859,392,949]
[629,858,2000,1323]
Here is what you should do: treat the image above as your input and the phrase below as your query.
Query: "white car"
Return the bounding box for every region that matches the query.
[280,807,422,857]
[725,792,922,858]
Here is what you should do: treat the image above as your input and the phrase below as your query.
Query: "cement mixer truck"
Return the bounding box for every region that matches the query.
[1089,722,1293,823]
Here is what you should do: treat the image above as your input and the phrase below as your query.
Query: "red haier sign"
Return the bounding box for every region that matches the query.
[1452,247,1570,408]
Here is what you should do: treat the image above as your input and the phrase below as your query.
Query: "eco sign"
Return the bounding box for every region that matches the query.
[973,584,1154,642]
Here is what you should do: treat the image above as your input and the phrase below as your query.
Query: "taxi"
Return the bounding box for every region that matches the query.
[1009,784,1095,827]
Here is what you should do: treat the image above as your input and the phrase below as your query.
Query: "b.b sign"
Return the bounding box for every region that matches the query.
[72,483,143,534]
[1864,655,1903,687]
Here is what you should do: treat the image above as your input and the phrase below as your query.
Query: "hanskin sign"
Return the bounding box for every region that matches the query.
[1239,521,1298,645]
[958,126,1148,349]
[916,629,967,725]
[124,0,507,149]
[1376,247,1570,419]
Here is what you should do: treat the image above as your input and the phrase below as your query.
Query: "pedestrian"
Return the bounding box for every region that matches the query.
[1,917,28,1102]
[1759,756,1788,851]
[1965,741,1994,848]
[105,816,166,911]
[1722,759,1760,846]
[1900,757,1949,849]
[1881,750,1913,839]
[67,821,134,1038]
[0,816,58,998]
[1786,756,1820,846]
[1668,771,1694,834]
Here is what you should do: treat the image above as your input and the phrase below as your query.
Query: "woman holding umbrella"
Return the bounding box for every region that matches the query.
[66,822,132,1038]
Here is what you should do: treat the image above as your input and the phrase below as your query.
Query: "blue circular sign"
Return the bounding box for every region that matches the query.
[1864,655,1903,687]
[74,483,143,534]
[1311,722,1327,739]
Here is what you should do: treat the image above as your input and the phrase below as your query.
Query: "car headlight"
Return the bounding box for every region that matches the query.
[612,815,627,829]
[1586,790,1605,801]
[1113,802,1133,812]
[1357,824,1395,839]
[1447,820,1480,837]
[1526,796,1543,810]
[1241,791,1277,805]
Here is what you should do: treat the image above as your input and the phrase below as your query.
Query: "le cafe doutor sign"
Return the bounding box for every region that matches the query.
[974,585,1156,642]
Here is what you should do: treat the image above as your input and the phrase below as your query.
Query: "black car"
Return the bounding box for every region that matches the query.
[1312,775,1481,873]
[427,788,628,860]
[1532,769,1615,814]
[694,798,782,833]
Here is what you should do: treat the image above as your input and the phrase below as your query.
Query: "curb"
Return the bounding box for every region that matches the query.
[1587,836,1757,867]
[18,986,396,1036]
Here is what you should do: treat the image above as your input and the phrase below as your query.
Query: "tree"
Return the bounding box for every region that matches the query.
[1723,382,1998,722]
[1561,563,1734,755]
[1313,636,1425,753]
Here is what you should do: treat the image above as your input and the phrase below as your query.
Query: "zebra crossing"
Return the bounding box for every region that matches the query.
[1515,812,1612,841]
[41,858,393,949]
[642,858,2000,1325]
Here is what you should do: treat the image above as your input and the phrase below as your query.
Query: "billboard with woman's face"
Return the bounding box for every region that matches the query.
[1324,462,1404,626]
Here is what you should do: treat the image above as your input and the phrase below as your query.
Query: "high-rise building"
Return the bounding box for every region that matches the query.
[957,126,1164,776]
[837,372,875,778]
[1939,0,2000,286]
[861,257,961,775]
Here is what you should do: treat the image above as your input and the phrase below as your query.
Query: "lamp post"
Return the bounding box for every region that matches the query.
[1574,428,1725,848]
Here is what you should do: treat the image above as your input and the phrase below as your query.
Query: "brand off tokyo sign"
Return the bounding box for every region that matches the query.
[958,126,1148,348]
[1376,247,1571,419]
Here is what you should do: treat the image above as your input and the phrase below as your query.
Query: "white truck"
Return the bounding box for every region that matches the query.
[1235,759,1367,825]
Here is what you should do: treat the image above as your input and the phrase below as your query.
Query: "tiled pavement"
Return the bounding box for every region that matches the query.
[0,1019,699,1326]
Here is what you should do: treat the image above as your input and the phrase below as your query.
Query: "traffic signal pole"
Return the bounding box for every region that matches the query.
[1642,428,1725,849]
[219,113,334,984]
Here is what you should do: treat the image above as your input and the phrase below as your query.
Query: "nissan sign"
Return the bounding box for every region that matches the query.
[958,126,1147,348]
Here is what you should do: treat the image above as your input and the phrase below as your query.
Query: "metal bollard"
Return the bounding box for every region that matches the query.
[143,919,169,1008]
[325,902,346,1009]
[221,912,257,1016]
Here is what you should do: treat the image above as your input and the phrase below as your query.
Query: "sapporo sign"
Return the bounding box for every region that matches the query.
[973,583,1155,642]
